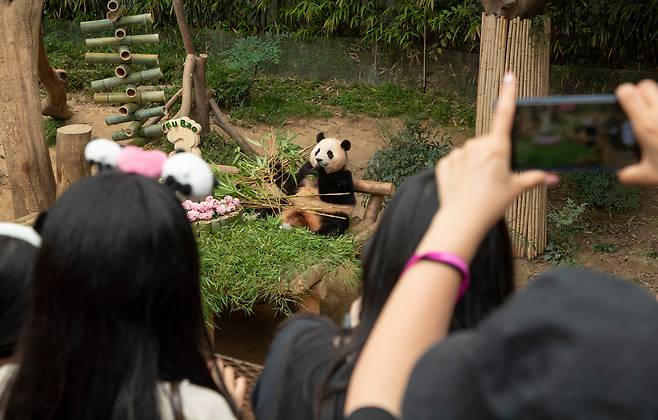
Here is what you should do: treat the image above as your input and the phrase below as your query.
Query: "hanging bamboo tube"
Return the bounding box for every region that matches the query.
[114,64,130,78]
[114,27,127,40]
[80,14,154,33]
[85,34,159,48]
[91,68,162,91]
[94,91,166,104]
[107,5,127,22]
[125,84,137,97]
[118,103,140,115]
[85,53,159,66]
[106,106,165,125]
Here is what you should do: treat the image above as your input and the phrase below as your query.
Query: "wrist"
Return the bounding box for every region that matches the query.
[415,208,488,263]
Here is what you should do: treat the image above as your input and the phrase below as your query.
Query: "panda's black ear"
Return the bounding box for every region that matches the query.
[316,132,325,143]
[340,140,351,151]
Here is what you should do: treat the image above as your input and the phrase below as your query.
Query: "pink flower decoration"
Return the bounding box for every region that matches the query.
[187,210,200,221]
[182,200,194,211]
[117,146,167,179]
[199,211,214,220]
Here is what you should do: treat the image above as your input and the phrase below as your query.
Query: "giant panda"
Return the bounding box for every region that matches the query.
[279,132,355,236]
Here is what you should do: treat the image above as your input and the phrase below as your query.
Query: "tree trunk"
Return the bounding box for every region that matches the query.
[0,0,57,218]
[39,27,72,120]
[481,0,547,18]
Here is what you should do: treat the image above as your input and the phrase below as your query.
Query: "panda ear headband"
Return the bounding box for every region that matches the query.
[84,139,216,200]
[0,223,41,248]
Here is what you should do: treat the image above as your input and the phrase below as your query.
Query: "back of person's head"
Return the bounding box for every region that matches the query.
[0,226,38,361]
[404,268,658,419]
[314,169,514,418]
[2,172,235,420]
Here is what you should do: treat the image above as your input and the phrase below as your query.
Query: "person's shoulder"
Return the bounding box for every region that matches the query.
[276,314,337,343]
[158,381,235,420]
[0,363,18,392]
[179,380,235,419]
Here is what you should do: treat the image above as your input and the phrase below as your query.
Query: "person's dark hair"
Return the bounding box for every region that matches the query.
[1,172,238,420]
[0,236,36,360]
[315,169,515,418]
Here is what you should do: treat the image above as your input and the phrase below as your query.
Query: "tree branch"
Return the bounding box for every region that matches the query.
[172,0,196,55]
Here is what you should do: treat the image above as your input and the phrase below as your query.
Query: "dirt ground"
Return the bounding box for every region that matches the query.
[2,96,657,363]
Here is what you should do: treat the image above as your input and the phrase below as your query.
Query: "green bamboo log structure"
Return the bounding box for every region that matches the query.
[94,91,166,104]
[114,64,131,78]
[107,5,127,22]
[86,34,159,48]
[125,84,137,97]
[107,0,121,11]
[112,123,163,141]
[80,14,154,33]
[129,137,149,147]
[106,106,165,125]
[85,53,159,66]
[125,120,144,136]
[119,46,131,61]
[91,68,162,91]
[115,27,127,40]
[118,103,141,115]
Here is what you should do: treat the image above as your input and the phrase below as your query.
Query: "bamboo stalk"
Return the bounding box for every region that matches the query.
[193,54,210,136]
[119,46,131,61]
[91,68,162,91]
[112,124,163,141]
[86,34,159,48]
[481,15,491,134]
[107,5,127,22]
[114,64,130,78]
[85,53,160,66]
[119,103,140,115]
[107,106,165,125]
[80,14,154,33]
[129,137,149,147]
[114,27,127,40]
[175,54,196,118]
[529,187,537,258]
[475,13,487,136]
[94,91,165,104]
[107,0,121,11]
[125,84,137,97]
[125,120,144,137]
[112,130,136,141]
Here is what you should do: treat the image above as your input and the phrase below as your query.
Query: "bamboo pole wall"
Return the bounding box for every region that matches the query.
[475,14,551,259]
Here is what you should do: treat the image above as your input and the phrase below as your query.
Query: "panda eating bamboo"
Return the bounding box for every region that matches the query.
[278,132,356,236]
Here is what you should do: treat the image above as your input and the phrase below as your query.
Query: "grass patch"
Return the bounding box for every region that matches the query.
[198,216,359,315]
[44,118,65,146]
[592,242,618,253]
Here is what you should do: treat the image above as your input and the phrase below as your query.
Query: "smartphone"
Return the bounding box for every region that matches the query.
[511,95,640,170]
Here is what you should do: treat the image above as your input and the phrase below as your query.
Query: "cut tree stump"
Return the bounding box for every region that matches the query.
[55,124,92,195]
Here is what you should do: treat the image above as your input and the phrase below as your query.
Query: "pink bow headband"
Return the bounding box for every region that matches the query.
[84,139,215,200]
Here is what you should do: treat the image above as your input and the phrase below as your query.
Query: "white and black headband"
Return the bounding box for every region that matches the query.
[0,223,42,248]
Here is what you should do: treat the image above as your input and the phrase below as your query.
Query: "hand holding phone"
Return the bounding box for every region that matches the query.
[511,95,641,171]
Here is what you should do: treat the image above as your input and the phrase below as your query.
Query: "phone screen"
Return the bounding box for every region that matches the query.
[511,95,640,170]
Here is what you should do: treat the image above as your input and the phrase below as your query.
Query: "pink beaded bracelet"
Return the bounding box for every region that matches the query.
[401,252,470,300]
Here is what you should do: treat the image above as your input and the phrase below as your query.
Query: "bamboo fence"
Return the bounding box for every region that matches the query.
[476,14,551,259]
[81,1,165,143]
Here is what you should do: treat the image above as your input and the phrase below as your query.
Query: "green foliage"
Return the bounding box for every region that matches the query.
[567,171,640,212]
[201,132,241,164]
[592,242,618,253]
[198,216,359,315]
[208,34,284,107]
[45,0,658,69]
[544,198,588,264]
[43,118,65,146]
[364,121,453,187]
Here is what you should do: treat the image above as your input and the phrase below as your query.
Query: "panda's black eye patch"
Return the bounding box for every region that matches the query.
[315,149,320,156]
[327,151,334,159]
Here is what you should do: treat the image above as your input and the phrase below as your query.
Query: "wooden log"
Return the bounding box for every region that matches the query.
[55,124,92,196]
[176,54,196,118]
[209,98,257,157]
[94,91,165,104]
[119,103,140,115]
[39,26,72,120]
[363,195,384,225]
[85,34,159,48]
[353,179,395,196]
[114,64,130,78]
[12,212,39,227]
[80,14,154,33]
[91,67,162,91]
[85,52,159,66]
[106,5,126,22]
[194,54,210,136]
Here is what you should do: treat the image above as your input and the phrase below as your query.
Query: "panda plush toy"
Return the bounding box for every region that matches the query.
[279,132,355,236]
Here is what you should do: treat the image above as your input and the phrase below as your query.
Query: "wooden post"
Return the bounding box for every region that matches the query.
[475,12,551,258]
[55,124,92,196]
[0,0,57,218]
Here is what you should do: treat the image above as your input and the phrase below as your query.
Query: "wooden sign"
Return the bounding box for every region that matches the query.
[164,116,201,155]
